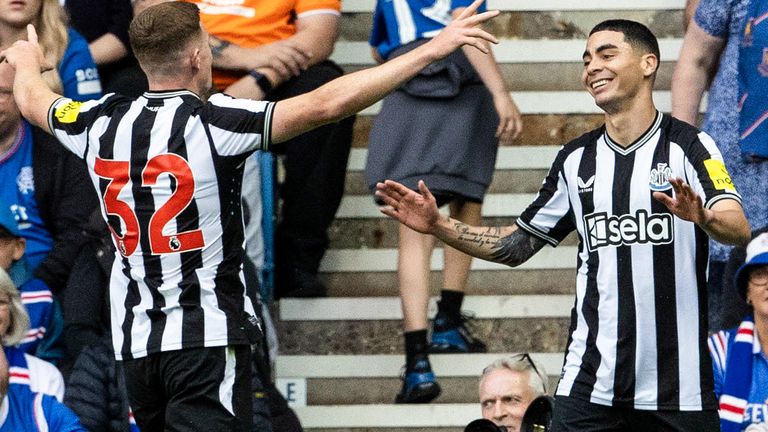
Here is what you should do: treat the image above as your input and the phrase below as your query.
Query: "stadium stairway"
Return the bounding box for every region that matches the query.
[273,1,689,430]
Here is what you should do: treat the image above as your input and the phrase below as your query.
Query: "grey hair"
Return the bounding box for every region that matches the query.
[479,355,548,396]
[0,268,29,347]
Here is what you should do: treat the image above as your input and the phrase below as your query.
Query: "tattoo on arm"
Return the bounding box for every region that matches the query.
[209,37,231,59]
[451,221,545,267]
[489,229,547,266]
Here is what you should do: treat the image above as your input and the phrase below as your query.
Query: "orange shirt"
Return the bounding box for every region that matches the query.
[184,0,341,89]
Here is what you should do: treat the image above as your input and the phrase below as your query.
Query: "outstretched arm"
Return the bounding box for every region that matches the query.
[0,25,60,132]
[270,0,499,144]
[376,179,546,266]
[652,177,750,245]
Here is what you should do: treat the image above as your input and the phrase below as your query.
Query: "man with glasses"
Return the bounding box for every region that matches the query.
[479,354,548,432]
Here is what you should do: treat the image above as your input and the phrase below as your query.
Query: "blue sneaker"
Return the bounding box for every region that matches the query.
[395,357,441,403]
[430,312,487,353]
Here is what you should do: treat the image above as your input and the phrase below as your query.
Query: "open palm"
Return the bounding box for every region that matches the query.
[375,180,441,234]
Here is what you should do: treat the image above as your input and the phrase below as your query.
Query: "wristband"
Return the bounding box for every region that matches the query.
[248,70,273,94]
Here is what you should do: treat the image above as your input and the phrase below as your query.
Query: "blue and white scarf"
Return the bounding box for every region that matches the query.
[716,316,755,432]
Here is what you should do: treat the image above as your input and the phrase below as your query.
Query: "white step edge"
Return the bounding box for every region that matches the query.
[275,352,564,378]
[279,295,573,321]
[348,146,560,171]
[337,193,536,219]
[342,0,684,12]
[356,91,708,116]
[332,39,683,65]
[295,404,481,428]
[319,245,576,272]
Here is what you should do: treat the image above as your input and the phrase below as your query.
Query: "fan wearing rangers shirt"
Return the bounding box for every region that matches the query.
[377,20,751,431]
[0,0,501,430]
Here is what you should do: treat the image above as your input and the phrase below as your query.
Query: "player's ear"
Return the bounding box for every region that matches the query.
[190,48,201,71]
[640,53,658,78]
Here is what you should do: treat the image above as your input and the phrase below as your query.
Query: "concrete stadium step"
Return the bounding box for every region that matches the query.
[349,145,558,171]
[279,296,572,321]
[275,316,569,355]
[348,114,612,148]
[320,269,576,297]
[275,353,562,405]
[294,404,479,430]
[318,246,576,273]
[343,170,550,195]
[340,62,678,91]
[327,217,580,249]
[340,10,684,43]
[277,353,563,377]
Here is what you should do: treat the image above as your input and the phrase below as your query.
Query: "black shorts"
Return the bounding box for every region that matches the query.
[431,191,482,208]
[550,395,719,432]
[122,345,252,432]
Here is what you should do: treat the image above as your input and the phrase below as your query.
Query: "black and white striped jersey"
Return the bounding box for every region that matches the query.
[518,112,740,411]
[48,90,275,360]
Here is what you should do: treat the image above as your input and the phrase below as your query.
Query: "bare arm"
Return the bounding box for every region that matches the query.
[270,1,499,144]
[652,177,750,245]
[0,25,61,133]
[88,33,128,65]
[684,0,701,31]
[670,21,725,125]
[376,179,545,266]
[216,12,339,93]
[453,7,521,143]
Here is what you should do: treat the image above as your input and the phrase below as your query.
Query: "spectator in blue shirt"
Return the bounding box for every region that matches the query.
[0,0,102,101]
[710,233,768,431]
[0,337,85,432]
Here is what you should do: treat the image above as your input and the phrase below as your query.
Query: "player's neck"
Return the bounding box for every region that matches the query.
[603,100,657,148]
[0,121,21,155]
[147,80,204,99]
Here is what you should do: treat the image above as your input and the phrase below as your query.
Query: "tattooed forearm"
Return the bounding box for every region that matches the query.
[209,37,231,59]
[488,229,547,267]
[450,222,545,267]
[453,222,504,249]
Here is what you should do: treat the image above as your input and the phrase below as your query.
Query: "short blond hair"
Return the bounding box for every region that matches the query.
[0,268,30,347]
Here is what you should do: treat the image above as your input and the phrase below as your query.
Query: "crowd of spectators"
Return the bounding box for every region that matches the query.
[0,0,766,431]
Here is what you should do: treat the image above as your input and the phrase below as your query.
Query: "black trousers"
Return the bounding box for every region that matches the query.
[123,345,252,432]
[551,395,719,432]
[267,60,355,296]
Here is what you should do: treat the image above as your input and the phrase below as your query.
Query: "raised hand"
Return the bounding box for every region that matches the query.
[375,180,442,235]
[652,177,709,225]
[427,0,500,59]
[0,25,53,72]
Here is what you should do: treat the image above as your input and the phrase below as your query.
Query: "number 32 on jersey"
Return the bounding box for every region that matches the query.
[94,154,205,256]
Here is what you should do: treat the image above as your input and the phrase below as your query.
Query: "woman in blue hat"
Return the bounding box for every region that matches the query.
[709,232,768,431]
